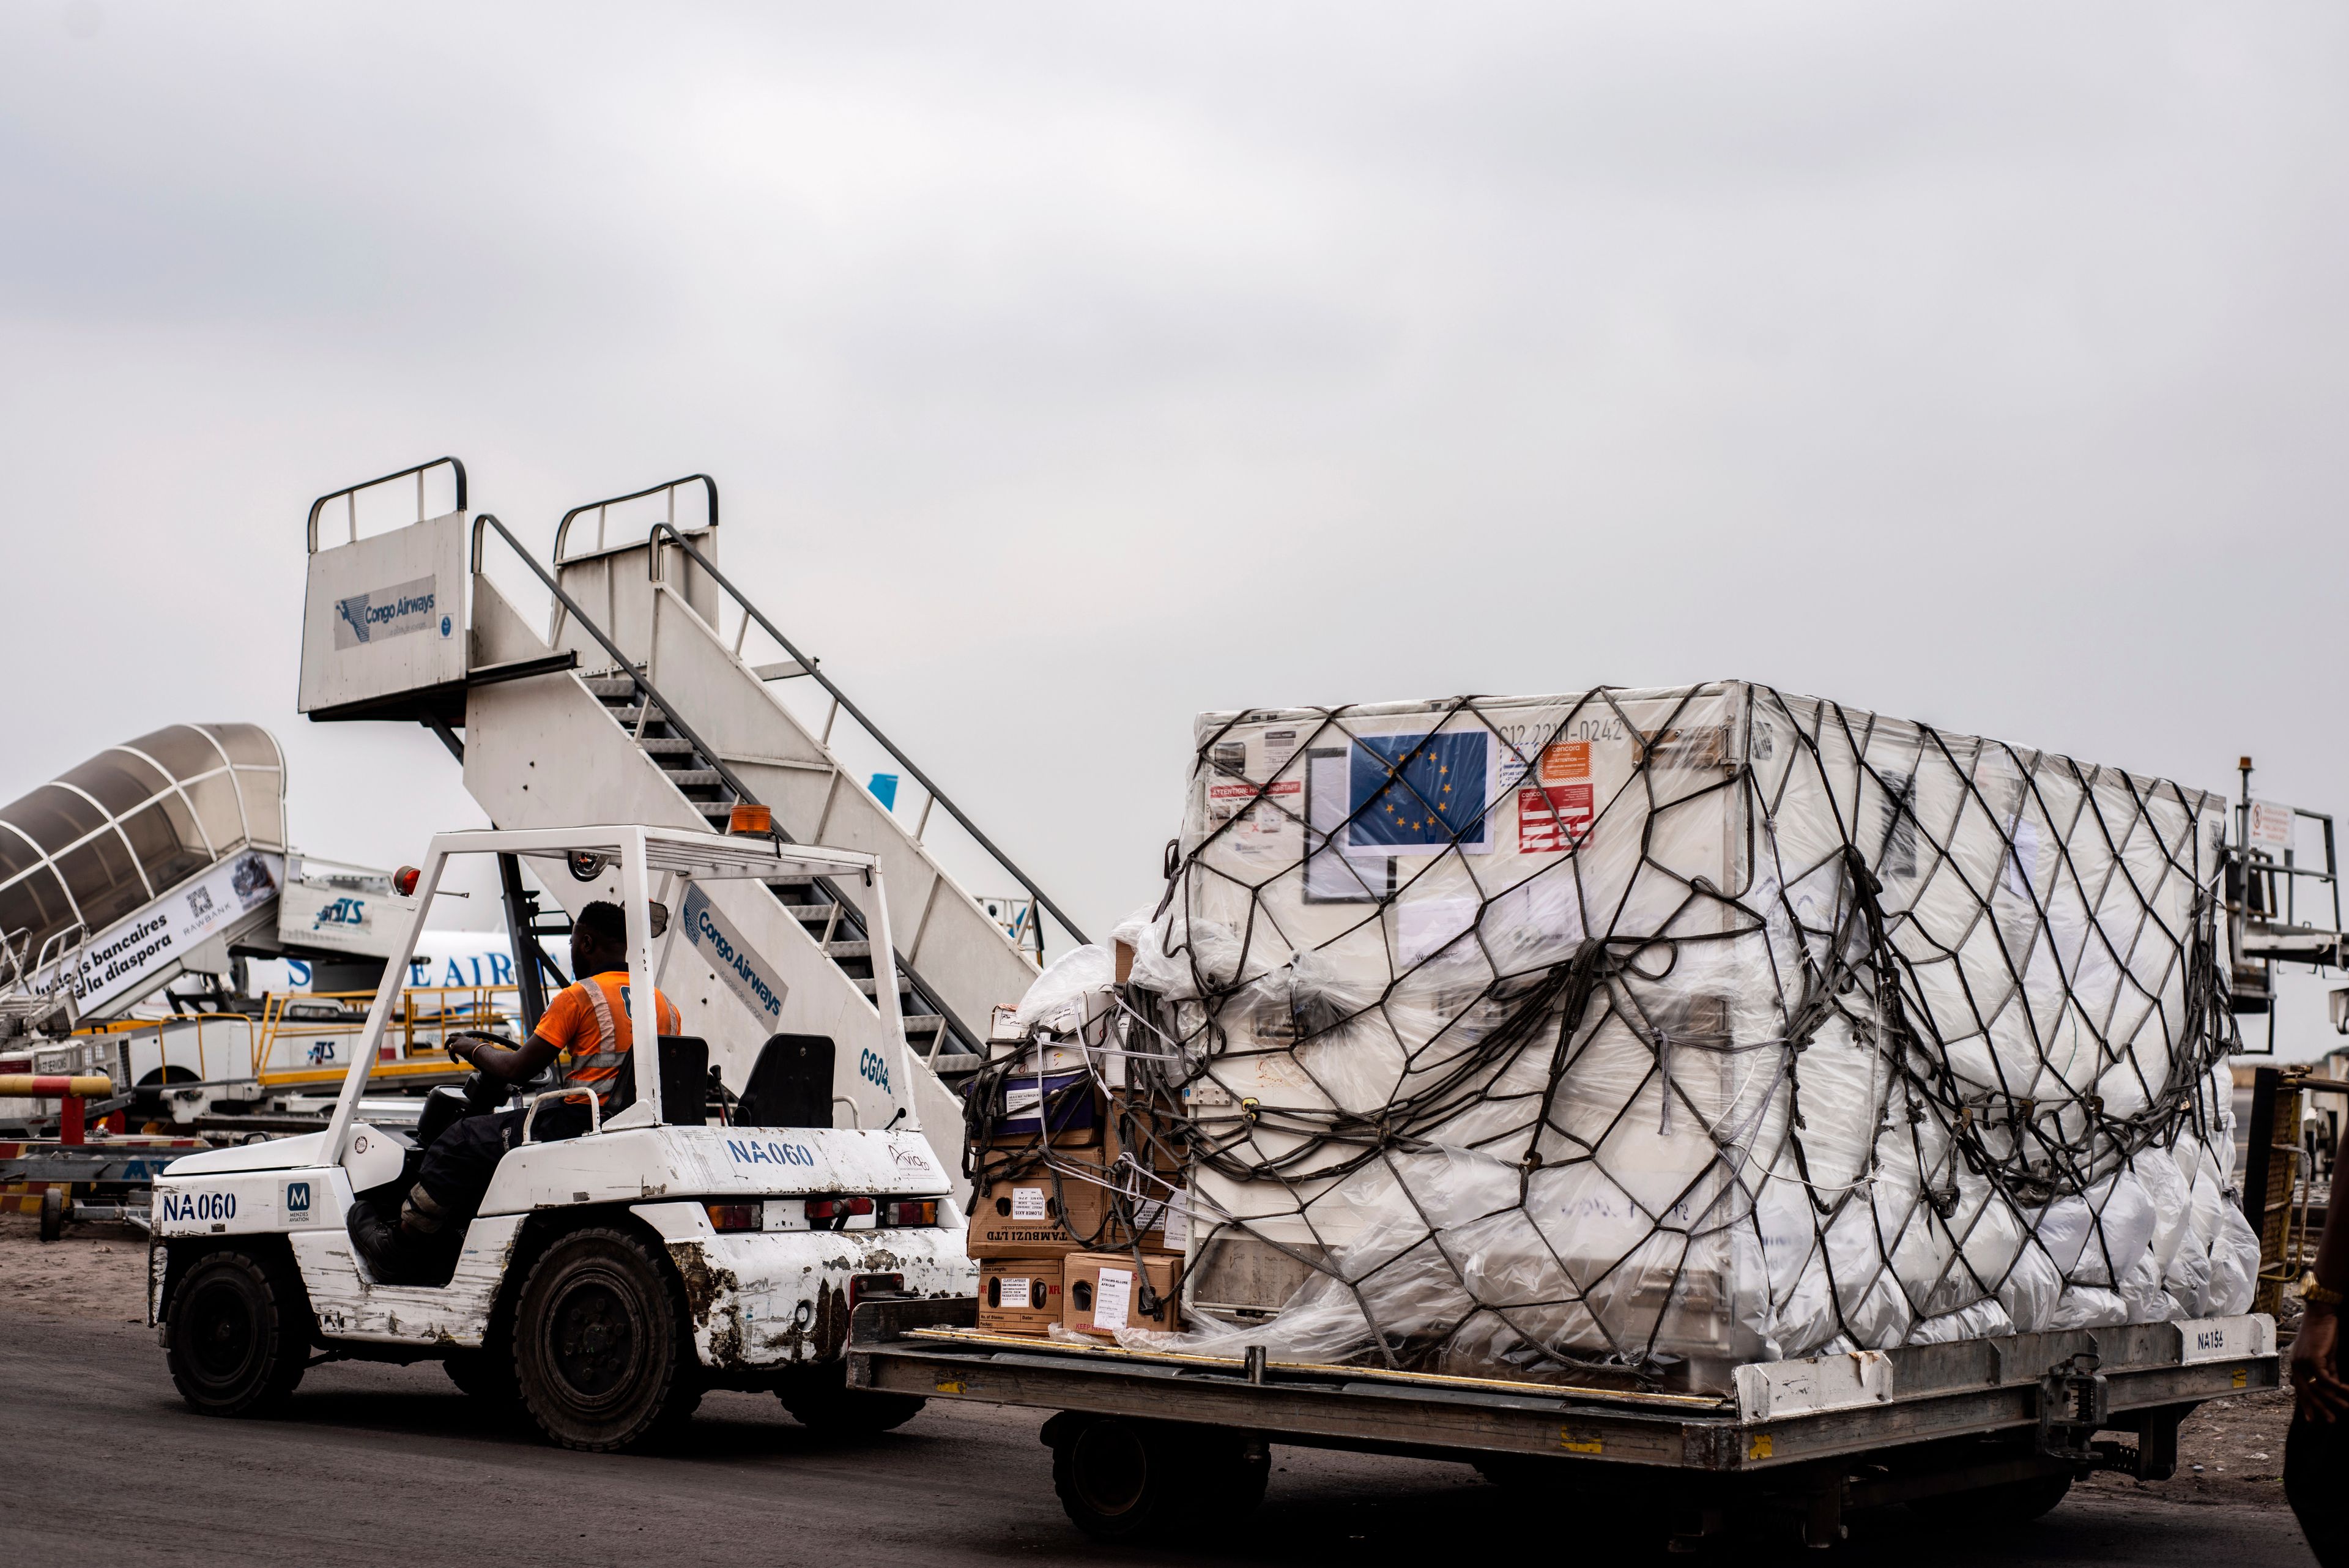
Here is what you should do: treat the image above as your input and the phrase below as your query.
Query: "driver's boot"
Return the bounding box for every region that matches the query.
[346,1198,425,1285]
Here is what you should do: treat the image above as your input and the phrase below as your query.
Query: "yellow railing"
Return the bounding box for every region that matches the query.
[253,984,523,1087]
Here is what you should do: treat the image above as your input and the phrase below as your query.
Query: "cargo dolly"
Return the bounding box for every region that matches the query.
[848,1299,2278,1548]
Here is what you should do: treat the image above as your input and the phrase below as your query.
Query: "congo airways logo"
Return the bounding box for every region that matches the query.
[333,574,439,650]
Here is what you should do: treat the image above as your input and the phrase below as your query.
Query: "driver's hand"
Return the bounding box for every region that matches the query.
[446,1036,477,1066]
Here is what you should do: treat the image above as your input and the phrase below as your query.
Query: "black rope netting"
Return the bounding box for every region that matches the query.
[978,682,2262,1393]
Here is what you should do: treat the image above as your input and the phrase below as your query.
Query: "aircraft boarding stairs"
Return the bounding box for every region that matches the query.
[298,461,1082,1186]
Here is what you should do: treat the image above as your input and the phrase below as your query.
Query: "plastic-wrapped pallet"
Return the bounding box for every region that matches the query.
[1105,682,2260,1394]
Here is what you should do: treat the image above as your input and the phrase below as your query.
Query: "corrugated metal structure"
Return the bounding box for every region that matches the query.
[0,726,287,1019]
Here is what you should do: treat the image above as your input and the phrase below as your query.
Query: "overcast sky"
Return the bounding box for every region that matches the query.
[6,2,2347,1053]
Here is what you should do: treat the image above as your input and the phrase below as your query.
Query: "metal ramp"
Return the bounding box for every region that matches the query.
[297,461,1079,1181]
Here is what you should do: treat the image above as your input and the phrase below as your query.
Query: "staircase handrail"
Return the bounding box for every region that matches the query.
[307,456,468,554]
[471,513,758,808]
[555,474,718,564]
[644,520,1090,948]
[469,510,985,1055]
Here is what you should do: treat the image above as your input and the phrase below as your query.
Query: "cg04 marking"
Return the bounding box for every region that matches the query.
[858,1047,891,1094]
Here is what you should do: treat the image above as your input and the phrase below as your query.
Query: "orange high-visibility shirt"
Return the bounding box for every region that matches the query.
[535,971,680,1102]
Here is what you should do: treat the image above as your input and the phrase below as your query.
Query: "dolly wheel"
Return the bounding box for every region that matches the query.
[1913,1469,2073,1525]
[165,1250,311,1417]
[511,1227,689,1452]
[1046,1415,1262,1542]
[39,1186,64,1243]
[777,1362,926,1435]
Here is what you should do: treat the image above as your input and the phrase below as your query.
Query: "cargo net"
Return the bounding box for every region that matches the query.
[1022,683,2260,1392]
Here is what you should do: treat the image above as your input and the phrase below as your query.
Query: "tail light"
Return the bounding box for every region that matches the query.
[884,1199,937,1227]
[393,866,421,897]
[803,1196,875,1228]
[705,1203,762,1232]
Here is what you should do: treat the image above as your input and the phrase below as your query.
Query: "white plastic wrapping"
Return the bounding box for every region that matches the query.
[1115,683,2259,1392]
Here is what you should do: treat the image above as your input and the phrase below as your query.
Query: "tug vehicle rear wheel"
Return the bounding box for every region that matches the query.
[511,1227,689,1452]
[777,1362,926,1435]
[39,1185,64,1242]
[165,1249,311,1417]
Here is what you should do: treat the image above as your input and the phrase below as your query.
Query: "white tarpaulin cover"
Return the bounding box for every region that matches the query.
[1095,682,2258,1394]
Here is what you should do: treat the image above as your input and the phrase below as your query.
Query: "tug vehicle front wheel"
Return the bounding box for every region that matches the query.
[511,1227,690,1452]
[165,1249,311,1417]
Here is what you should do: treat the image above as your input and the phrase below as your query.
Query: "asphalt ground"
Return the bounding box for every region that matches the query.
[0,1313,2321,1567]
[0,1218,2319,1566]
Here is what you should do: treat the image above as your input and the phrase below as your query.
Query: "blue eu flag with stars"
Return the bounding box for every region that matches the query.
[1348,731,1489,850]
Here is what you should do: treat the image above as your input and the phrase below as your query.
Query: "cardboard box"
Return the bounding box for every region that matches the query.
[978,1258,1065,1336]
[967,1159,1114,1257]
[1105,1090,1185,1178]
[1064,1251,1182,1336]
[979,1069,1102,1147]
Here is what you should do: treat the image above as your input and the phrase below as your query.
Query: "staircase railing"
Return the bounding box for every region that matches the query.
[470,510,982,1062]
[307,456,467,553]
[645,521,1089,952]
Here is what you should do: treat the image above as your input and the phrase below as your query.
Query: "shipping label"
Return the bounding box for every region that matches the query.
[1009,1187,1048,1222]
[1093,1266,1134,1330]
[1000,1276,1032,1310]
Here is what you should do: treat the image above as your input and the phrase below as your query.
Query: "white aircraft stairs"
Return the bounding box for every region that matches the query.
[297,460,1083,1181]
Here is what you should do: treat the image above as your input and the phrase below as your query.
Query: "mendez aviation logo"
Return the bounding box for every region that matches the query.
[333,574,439,649]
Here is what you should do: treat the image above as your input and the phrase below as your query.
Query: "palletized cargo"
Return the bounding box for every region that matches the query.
[1110,682,2258,1393]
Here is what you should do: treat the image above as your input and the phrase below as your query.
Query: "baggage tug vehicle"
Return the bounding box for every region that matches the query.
[149,824,973,1451]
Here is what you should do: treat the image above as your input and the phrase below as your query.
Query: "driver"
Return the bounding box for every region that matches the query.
[349,899,678,1283]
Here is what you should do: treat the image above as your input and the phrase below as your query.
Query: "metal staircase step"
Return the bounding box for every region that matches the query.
[902,1014,945,1034]
[856,975,915,996]
[639,737,694,755]
[785,903,837,923]
[692,801,734,819]
[663,769,723,787]
[582,677,637,698]
[823,940,871,959]
[926,1052,981,1074]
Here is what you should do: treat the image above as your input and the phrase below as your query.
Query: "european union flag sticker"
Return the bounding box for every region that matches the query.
[1347,730,1493,855]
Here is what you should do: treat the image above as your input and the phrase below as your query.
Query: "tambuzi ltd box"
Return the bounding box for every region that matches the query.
[978,1258,1065,1336]
[1063,1251,1182,1337]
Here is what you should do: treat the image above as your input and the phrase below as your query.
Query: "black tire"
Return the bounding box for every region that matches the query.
[164,1249,311,1417]
[1913,1470,2073,1526]
[444,1345,522,1413]
[777,1362,926,1436]
[1047,1416,1262,1542]
[39,1186,64,1243]
[511,1227,690,1452]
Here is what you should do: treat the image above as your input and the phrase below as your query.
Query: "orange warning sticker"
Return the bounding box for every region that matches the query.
[1538,741,1590,783]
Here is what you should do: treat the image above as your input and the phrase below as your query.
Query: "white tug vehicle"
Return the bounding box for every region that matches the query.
[148,823,973,1451]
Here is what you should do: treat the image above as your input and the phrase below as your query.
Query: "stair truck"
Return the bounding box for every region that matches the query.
[148,823,974,1451]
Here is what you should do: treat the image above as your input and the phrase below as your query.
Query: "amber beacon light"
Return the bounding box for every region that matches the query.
[727,803,773,836]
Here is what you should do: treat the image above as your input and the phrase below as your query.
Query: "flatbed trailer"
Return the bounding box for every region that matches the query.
[848,1299,2279,1547]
